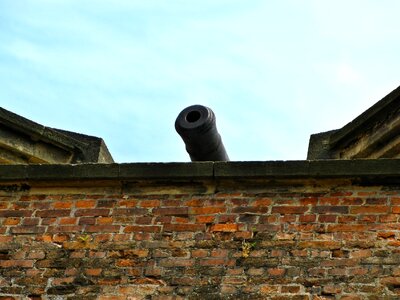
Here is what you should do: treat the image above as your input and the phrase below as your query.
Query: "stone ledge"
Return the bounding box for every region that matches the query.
[1,159,400,182]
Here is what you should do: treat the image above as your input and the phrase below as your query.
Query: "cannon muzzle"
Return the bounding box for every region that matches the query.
[175,105,229,161]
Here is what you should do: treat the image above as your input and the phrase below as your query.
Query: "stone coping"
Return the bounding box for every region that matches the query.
[1,159,400,181]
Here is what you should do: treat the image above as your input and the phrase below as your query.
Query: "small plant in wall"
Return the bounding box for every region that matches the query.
[78,234,91,243]
[241,240,256,258]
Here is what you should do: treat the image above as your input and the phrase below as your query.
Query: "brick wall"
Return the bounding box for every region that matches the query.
[1,165,400,299]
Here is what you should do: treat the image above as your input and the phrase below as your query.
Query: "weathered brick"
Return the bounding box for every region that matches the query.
[268,268,286,276]
[326,224,368,232]
[139,200,160,208]
[3,217,20,225]
[350,206,389,214]
[159,258,194,267]
[10,226,46,234]
[124,225,161,233]
[251,198,272,206]
[272,206,308,214]
[36,209,70,217]
[86,225,120,233]
[196,215,215,223]
[298,241,341,249]
[53,201,73,209]
[232,207,270,214]
[75,209,110,217]
[0,260,34,268]
[113,208,147,216]
[163,224,205,232]
[189,207,226,214]
[312,206,349,214]
[76,200,96,208]
[0,210,32,217]
[210,224,238,232]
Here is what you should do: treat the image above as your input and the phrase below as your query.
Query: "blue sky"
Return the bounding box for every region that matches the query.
[1,1,399,162]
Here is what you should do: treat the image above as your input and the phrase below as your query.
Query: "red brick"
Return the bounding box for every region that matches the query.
[76,200,96,208]
[3,217,20,225]
[326,224,367,232]
[281,285,301,293]
[79,217,96,225]
[0,260,34,268]
[116,259,136,267]
[358,191,376,196]
[260,285,280,294]
[119,200,138,207]
[10,226,46,234]
[338,216,357,223]
[113,234,131,241]
[350,249,371,258]
[97,217,113,225]
[161,200,182,207]
[86,225,120,233]
[159,259,194,267]
[211,224,238,232]
[139,200,161,208]
[52,234,69,243]
[377,231,396,239]
[219,215,236,223]
[380,215,398,223]
[323,285,342,294]
[0,236,13,243]
[366,198,387,205]
[318,215,337,223]
[22,218,40,225]
[47,226,83,233]
[392,206,400,214]
[232,207,269,214]
[200,259,227,266]
[75,209,110,217]
[299,197,318,205]
[272,206,308,214]
[330,192,352,196]
[312,206,349,214]
[298,241,341,249]
[319,197,340,205]
[196,215,215,223]
[163,224,205,232]
[124,226,161,233]
[59,217,78,225]
[153,207,188,216]
[211,249,229,257]
[189,207,226,214]
[191,249,208,258]
[174,217,189,223]
[184,199,203,206]
[252,198,272,206]
[85,268,102,276]
[350,206,389,214]
[135,216,153,224]
[341,197,363,205]
[0,210,32,217]
[53,201,73,209]
[36,209,70,217]
[299,215,316,222]
[268,268,286,276]
[230,199,249,206]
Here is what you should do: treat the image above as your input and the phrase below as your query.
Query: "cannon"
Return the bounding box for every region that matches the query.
[175,105,229,161]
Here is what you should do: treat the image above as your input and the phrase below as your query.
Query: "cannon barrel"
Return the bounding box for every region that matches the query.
[175,105,229,161]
